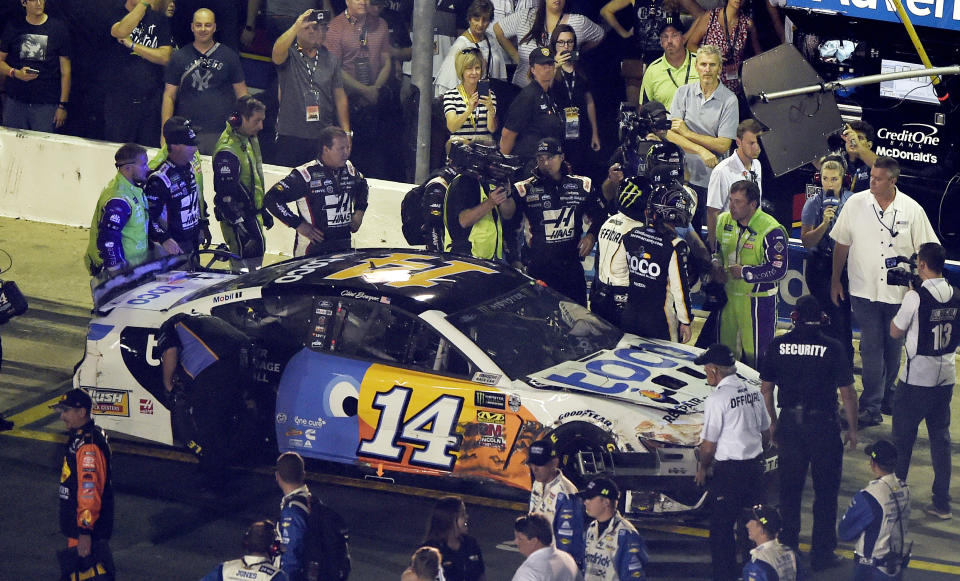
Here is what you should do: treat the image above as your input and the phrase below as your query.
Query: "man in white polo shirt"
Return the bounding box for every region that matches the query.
[705,118,763,251]
[829,156,939,428]
[695,343,771,581]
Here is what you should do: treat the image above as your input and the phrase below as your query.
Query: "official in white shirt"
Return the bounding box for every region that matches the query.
[695,343,771,581]
[512,513,583,581]
[705,118,763,251]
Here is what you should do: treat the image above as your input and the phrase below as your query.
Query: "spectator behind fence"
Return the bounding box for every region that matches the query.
[512,513,583,581]
[435,0,509,97]
[324,0,395,178]
[265,126,368,256]
[402,546,444,581]
[685,0,761,94]
[493,0,603,88]
[668,44,737,232]
[637,17,698,113]
[0,0,71,133]
[829,156,939,428]
[443,47,498,152]
[107,0,172,146]
[272,9,350,168]
[548,25,600,178]
[423,496,486,581]
[161,8,248,154]
[499,46,562,164]
[890,242,958,521]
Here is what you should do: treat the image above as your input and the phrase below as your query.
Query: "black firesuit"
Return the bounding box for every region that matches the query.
[512,171,605,305]
[145,159,209,254]
[423,166,458,252]
[264,159,369,257]
[759,324,854,561]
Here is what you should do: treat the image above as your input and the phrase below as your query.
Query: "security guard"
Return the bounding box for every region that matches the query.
[759,295,858,570]
[839,440,911,580]
[527,436,584,565]
[620,182,695,342]
[591,176,649,327]
[512,137,606,305]
[742,505,799,581]
[579,477,649,580]
[695,343,771,581]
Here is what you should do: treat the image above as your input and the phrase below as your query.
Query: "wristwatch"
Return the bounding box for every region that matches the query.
[345,130,354,138]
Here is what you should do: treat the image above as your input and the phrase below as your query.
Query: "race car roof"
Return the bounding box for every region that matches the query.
[196,249,533,315]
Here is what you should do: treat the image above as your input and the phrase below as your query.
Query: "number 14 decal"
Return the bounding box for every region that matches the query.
[358,386,464,471]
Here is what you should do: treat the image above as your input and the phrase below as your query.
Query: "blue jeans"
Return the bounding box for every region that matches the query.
[892,381,953,509]
[850,297,903,416]
[2,96,56,133]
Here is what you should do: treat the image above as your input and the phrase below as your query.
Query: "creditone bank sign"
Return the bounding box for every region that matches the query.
[785,0,960,31]
[875,123,941,163]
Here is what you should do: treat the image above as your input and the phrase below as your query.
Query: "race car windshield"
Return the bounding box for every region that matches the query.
[447,284,622,378]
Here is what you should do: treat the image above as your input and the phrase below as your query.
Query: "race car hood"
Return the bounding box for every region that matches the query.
[524,337,714,415]
[98,271,236,313]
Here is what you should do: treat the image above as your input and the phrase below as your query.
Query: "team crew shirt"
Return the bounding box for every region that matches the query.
[639,50,697,113]
[706,152,762,213]
[278,484,312,580]
[701,374,770,461]
[595,212,645,288]
[442,86,498,140]
[669,80,738,187]
[741,540,798,581]
[892,278,958,386]
[828,188,939,304]
[145,159,208,249]
[529,472,584,564]
[264,159,369,257]
[513,173,604,265]
[59,419,114,541]
[760,326,854,411]
[199,556,287,581]
[583,513,648,581]
[495,9,603,87]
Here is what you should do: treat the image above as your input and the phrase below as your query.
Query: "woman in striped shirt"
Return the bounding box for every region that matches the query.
[443,48,498,150]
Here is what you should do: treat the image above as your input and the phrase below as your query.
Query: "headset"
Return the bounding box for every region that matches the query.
[228,94,259,128]
[790,308,831,327]
[243,520,282,559]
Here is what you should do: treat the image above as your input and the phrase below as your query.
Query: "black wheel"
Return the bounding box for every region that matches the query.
[550,422,615,489]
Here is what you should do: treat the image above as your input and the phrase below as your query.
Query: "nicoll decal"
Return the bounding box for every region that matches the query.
[875,123,940,164]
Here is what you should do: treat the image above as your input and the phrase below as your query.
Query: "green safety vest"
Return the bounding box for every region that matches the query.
[443,177,502,259]
[716,209,786,298]
[84,173,151,274]
[212,122,265,217]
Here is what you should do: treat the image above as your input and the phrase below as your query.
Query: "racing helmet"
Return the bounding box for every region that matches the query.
[648,183,695,228]
[645,142,684,177]
[617,176,650,222]
[647,164,683,188]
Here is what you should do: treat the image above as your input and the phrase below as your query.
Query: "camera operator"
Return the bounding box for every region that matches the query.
[443,144,519,260]
[592,176,649,327]
[600,101,671,204]
[889,242,959,520]
[800,156,854,365]
[829,156,939,427]
[512,138,605,306]
[621,182,696,342]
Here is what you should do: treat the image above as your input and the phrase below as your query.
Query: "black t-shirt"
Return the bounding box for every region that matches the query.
[0,16,72,103]
[504,81,563,161]
[550,69,593,147]
[106,3,171,97]
[164,43,244,134]
[425,535,485,581]
[759,326,854,412]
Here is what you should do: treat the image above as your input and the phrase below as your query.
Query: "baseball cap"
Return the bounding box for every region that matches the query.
[527,437,557,466]
[578,477,619,501]
[50,389,92,411]
[163,116,198,146]
[865,440,898,468]
[750,504,782,535]
[795,295,823,324]
[693,343,736,366]
[640,100,668,119]
[657,15,686,36]
[529,46,555,66]
[536,137,563,156]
